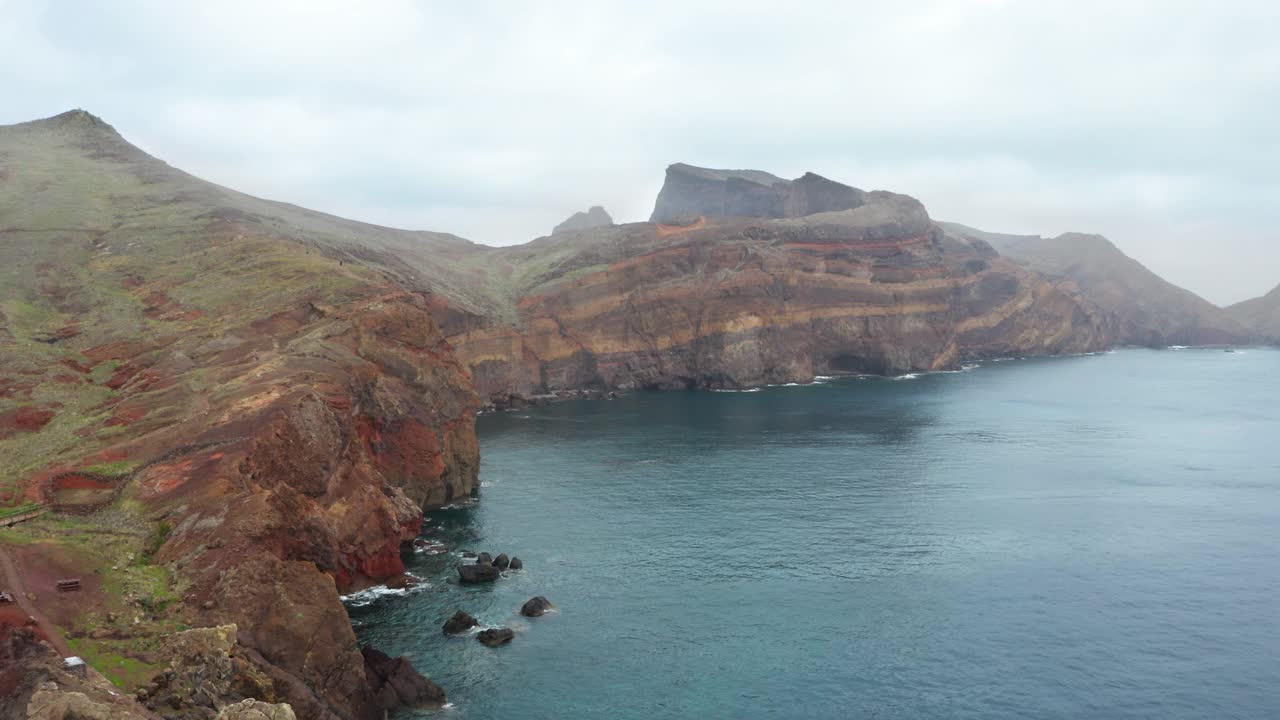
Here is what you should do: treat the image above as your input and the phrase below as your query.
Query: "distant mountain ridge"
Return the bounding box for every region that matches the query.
[552,205,613,235]
[1226,284,1280,341]
[939,222,1253,347]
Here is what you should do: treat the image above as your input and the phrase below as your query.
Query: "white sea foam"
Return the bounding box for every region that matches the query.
[813,375,836,381]
[710,387,761,393]
[891,373,920,380]
[340,584,426,608]
[1168,345,1189,350]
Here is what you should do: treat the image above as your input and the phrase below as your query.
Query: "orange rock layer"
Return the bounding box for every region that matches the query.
[439,216,1111,400]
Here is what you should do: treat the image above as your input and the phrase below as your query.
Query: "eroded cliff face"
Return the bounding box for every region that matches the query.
[442,177,1112,400]
[1,112,477,719]
[11,288,479,719]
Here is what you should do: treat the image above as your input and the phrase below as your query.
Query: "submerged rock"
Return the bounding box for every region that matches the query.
[457,563,500,584]
[442,611,478,635]
[520,596,553,617]
[476,628,514,647]
[492,553,510,570]
[361,646,446,710]
[508,557,523,570]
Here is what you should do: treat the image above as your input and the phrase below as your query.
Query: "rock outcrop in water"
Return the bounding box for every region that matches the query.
[520,596,554,617]
[443,610,478,635]
[477,628,515,647]
[360,646,447,710]
[458,563,501,583]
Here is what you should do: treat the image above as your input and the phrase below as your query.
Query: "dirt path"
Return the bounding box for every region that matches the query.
[0,545,71,657]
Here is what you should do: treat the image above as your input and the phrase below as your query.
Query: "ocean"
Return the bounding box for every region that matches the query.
[348,347,1280,719]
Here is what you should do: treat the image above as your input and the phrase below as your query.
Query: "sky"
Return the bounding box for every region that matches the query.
[2,0,1277,305]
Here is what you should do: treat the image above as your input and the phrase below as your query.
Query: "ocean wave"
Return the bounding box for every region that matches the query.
[710,387,762,393]
[1168,345,1189,350]
[891,373,920,380]
[340,582,429,608]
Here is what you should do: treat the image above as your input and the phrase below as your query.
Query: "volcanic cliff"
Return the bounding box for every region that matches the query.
[431,164,1112,401]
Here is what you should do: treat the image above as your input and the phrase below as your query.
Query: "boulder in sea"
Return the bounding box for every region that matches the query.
[492,553,510,570]
[520,596,554,617]
[457,563,500,584]
[442,610,478,635]
[477,628,514,647]
[361,646,447,710]
[508,557,523,570]
[476,552,493,565]
[460,550,476,558]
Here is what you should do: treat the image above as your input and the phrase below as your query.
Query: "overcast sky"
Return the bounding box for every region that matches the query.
[3,0,1277,304]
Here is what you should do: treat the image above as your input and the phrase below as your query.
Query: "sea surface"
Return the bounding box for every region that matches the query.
[349,348,1280,719]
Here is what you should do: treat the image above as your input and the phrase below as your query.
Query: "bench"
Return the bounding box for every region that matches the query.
[56,579,81,592]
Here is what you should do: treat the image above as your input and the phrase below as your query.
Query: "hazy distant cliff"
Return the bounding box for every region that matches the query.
[1227,283,1280,342]
[940,223,1253,347]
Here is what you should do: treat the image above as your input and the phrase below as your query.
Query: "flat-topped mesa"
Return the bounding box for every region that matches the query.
[552,205,614,235]
[650,163,873,223]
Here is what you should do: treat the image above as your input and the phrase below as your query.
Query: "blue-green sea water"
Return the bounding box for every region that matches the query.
[348,348,1280,719]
